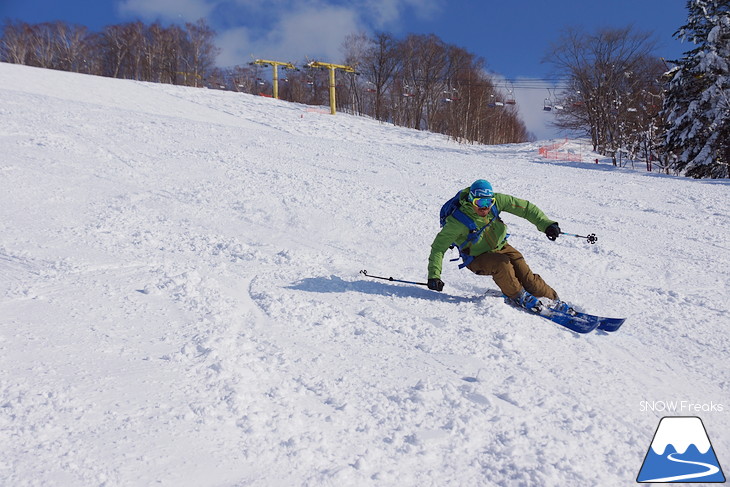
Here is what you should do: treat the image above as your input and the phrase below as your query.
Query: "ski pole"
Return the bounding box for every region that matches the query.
[561,232,598,244]
[360,270,429,286]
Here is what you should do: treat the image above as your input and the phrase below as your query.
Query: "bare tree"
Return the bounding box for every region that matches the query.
[0,20,33,64]
[545,26,661,164]
[121,21,145,80]
[28,22,59,69]
[397,34,449,130]
[340,32,370,115]
[184,19,218,87]
[48,21,88,72]
[100,23,132,78]
[359,32,400,121]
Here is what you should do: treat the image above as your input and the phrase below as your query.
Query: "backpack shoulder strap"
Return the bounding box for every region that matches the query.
[451,207,477,232]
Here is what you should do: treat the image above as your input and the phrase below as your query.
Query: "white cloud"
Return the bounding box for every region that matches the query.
[275,6,361,59]
[361,0,403,27]
[118,0,215,22]
[216,27,256,66]
[359,0,442,29]
[217,5,361,66]
[117,0,446,71]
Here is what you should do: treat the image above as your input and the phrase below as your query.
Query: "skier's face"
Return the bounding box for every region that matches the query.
[472,197,494,216]
[475,205,491,217]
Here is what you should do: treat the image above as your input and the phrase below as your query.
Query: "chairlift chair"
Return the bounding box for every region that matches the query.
[505,82,516,105]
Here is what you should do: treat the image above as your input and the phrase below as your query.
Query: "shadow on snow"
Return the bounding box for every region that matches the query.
[286,275,486,304]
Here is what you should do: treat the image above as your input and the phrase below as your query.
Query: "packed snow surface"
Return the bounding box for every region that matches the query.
[1,62,728,486]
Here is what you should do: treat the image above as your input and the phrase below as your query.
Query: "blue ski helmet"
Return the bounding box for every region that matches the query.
[469,179,494,201]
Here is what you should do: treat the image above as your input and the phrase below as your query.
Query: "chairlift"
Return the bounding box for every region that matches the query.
[573,90,585,108]
[442,87,458,103]
[544,88,561,111]
[505,82,516,105]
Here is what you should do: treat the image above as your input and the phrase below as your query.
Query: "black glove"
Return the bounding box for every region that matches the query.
[427,278,445,292]
[545,222,561,241]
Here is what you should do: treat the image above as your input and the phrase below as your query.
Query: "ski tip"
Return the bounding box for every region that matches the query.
[596,318,626,332]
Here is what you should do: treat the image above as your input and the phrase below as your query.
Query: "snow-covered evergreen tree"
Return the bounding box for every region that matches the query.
[663,0,730,178]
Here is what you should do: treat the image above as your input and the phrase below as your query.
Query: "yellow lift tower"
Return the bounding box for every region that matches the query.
[250,59,297,99]
[306,61,356,115]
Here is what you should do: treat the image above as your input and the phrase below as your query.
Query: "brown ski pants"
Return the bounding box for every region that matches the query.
[466,243,558,300]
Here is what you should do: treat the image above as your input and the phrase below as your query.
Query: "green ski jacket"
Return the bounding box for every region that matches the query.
[428,189,556,279]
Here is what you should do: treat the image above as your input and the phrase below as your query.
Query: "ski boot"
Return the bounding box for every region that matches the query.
[547,298,577,316]
[510,288,543,313]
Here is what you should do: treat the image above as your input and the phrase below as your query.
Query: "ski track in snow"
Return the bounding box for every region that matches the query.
[0,62,729,486]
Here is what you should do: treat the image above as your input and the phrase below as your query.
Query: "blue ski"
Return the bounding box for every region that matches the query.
[505,298,625,334]
[595,317,626,332]
[536,307,602,334]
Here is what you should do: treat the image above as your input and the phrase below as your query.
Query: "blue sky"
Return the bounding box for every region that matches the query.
[1,0,692,139]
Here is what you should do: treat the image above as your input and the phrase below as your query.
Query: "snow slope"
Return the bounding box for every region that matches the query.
[1,62,728,486]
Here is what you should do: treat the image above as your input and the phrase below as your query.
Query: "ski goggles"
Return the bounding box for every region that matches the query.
[471,197,494,209]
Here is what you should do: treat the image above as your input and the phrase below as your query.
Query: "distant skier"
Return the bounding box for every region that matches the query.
[427,179,570,313]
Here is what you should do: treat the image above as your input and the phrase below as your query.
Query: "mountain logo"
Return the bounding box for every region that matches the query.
[637,416,726,483]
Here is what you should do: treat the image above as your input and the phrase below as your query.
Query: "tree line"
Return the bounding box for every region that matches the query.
[0,19,217,86]
[543,0,729,179]
[544,26,667,170]
[338,32,528,144]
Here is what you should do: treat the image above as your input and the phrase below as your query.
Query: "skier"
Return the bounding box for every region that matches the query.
[427,179,570,313]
